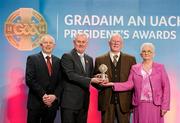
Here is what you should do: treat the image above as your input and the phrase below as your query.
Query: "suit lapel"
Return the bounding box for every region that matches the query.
[133,63,158,76]
[39,52,50,76]
[150,62,158,76]
[119,52,136,78]
[51,55,56,76]
[72,49,85,73]
[120,53,126,77]
[105,53,113,80]
[133,63,142,76]
[84,54,89,73]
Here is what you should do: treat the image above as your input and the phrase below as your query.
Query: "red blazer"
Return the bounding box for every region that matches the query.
[113,62,170,110]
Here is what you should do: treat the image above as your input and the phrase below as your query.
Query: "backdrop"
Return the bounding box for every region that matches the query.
[0,0,180,123]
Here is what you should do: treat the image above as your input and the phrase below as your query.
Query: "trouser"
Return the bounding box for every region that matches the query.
[61,108,88,123]
[27,108,57,123]
[101,103,130,123]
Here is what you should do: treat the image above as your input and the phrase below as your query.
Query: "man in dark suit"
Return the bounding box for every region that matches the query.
[94,33,136,123]
[25,34,61,123]
[60,33,104,123]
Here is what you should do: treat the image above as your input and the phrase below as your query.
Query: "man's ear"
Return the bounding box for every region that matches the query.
[53,44,56,48]
[108,41,111,47]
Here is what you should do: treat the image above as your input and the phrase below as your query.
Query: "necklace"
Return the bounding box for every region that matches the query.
[142,63,152,73]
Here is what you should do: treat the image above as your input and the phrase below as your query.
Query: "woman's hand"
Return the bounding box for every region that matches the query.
[101,82,114,87]
[161,109,167,117]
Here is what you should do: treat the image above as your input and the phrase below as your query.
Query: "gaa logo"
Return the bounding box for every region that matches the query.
[4,8,47,51]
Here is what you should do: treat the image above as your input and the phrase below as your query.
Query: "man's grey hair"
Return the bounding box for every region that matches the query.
[109,33,123,42]
[73,32,88,41]
[40,34,55,44]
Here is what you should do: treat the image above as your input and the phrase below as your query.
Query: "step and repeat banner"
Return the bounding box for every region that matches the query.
[0,0,180,123]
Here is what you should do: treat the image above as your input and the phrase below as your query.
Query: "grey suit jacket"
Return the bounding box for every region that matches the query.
[60,49,93,110]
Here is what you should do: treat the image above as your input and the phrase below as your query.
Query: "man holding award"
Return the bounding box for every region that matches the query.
[94,33,136,123]
[60,33,104,123]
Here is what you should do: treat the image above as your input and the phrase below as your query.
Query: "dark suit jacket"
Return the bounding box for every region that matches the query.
[25,52,61,110]
[60,49,93,110]
[94,52,136,113]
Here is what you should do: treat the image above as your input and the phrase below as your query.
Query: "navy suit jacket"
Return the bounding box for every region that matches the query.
[60,49,93,110]
[25,52,61,110]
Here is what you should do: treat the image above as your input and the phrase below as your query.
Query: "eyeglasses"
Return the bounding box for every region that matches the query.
[141,50,153,54]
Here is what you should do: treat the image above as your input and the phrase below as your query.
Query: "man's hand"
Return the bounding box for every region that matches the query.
[90,77,105,84]
[42,94,51,107]
[42,94,57,107]
[48,95,57,104]
[94,74,109,84]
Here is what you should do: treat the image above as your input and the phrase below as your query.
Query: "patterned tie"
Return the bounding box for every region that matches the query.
[80,55,86,71]
[113,55,118,67]
[46,56,52,76]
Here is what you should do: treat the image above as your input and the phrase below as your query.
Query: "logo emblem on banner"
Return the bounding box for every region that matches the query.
[4,8,47,51]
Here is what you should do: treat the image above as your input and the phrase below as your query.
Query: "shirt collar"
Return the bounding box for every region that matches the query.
[42,51,52,59]
[77,52,85,57]
[109,51,120,61]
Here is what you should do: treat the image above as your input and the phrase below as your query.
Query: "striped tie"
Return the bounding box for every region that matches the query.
[113,55,118,67]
